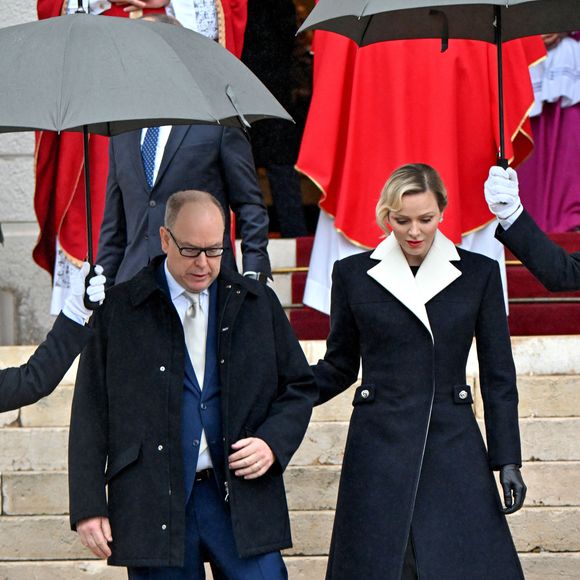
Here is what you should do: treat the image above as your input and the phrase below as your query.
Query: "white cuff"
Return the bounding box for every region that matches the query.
[498,204,524,231]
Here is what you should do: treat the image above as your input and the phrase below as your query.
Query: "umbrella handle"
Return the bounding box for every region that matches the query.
[83,263,99,311]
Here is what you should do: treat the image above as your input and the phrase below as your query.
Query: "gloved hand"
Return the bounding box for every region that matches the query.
[62,262,106,325]
[484,166,523,221]
[500,464,527,515]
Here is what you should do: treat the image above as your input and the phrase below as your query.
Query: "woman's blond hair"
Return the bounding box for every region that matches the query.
[375,164,448,233]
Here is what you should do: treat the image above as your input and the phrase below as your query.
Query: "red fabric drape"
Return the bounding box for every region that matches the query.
[297,33,546,248]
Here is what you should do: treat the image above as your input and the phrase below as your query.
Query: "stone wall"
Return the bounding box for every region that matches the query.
[0,3,54,345]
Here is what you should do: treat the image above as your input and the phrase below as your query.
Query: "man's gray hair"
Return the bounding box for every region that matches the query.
[164,190,226,229]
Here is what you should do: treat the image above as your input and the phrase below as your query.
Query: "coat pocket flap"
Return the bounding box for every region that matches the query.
[353,385,375,405]
[453,385,473,405]
[105,443,142,482]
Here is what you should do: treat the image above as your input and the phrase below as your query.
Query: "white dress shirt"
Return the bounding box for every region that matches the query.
[164,261,213,470]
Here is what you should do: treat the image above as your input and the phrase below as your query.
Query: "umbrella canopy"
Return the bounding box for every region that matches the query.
[299,0,580,46]
[0,13,291,268]
[0,14,291,135]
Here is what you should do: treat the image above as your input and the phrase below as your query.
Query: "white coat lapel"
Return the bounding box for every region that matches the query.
[415,231,462,304]
[366,231,462,341]
[367,235,434,339]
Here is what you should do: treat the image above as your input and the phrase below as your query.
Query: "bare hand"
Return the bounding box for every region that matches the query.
[109,0,169,13]
[76,516,112,559]
[228,437,275,479]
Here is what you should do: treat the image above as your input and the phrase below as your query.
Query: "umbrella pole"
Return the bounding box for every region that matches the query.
[495,5,508,169]
[82,125,94,265]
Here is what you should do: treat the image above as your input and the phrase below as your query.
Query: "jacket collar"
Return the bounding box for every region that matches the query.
[367,230,461,340]
[129,256,259,307]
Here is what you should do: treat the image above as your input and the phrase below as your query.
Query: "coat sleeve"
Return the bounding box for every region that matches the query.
[253,287,317,472]
[496,210,580,292]
[218,127,272,276]
[68,304,110,529]
[475,261,522,470]
[312,261,361,405]
[96,140,127,286]
[0,314,92,413]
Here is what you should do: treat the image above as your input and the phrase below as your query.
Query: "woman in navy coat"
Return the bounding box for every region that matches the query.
[314,164,526,580]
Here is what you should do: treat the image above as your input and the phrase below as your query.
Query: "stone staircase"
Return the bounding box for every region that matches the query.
[0,335,579,579]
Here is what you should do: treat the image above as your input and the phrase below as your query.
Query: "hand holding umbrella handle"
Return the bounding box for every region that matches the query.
[83,264,106,311]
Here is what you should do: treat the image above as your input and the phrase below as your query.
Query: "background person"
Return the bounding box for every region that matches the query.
[69,190,315,578]
[485,166,580,291]
[313,164,526,580]
[0,263,105,412]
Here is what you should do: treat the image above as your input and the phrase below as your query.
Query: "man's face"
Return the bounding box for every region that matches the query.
[160,202,225,293]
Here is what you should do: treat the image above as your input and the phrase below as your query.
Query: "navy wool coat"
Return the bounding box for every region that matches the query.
[68,258,316,566]
[314,232,524,580]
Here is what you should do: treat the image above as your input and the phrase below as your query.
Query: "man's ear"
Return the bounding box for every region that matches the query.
[160,227,169,254]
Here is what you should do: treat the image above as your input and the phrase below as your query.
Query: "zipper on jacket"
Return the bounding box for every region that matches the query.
[224,480,229,503]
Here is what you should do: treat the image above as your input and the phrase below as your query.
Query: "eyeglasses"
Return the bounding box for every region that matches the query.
[166,229,224,258]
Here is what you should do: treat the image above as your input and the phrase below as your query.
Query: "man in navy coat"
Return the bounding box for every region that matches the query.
[69,190,315,578]
[97,124,272,286]
[485,166,580,291]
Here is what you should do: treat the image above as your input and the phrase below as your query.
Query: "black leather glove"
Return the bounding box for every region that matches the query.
[500,464,527,514]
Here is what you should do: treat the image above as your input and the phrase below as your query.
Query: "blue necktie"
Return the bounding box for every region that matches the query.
[141,126,159,188]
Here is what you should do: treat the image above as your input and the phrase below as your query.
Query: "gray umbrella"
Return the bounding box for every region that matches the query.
[0,13,291,265]
[299,0,580,167]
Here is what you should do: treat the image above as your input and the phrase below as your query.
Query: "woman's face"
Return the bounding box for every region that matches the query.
[385,190,442,266]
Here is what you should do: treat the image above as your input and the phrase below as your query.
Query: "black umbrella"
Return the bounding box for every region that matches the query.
[299,0,580,168]
[0,11,291,265]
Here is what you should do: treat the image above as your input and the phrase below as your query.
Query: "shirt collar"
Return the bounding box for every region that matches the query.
[163,260,209,302]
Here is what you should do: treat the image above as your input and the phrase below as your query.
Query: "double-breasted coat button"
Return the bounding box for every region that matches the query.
[220,359,225,364]
[193,439,200,446]
[157,445,163,451]
[459,389,468,400]
[361,389,370,399]
[161,524,167,530]
[201,404,207,410]
[226,284,232,289]
[159,366,166,372]
[221,327,229,332]
[236,290,241,294]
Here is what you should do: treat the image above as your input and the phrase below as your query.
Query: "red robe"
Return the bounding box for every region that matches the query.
[33,0,247,274]
[296,33,546,248]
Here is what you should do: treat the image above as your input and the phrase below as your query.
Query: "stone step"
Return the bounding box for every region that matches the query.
[0,555,577,580]
[292,418,580,466]
[6,373,578,430]
[1,509,578,560]
[0,418,579,473]
[5,462,577,517]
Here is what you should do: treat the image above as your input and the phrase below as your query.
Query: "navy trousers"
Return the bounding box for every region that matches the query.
[127,476,287,580]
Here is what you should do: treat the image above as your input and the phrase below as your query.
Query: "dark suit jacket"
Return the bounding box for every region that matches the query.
[314,235,522,579]
[97,125,271,285]
[68,258,316,565]
[496,209,580,291]
[0,313,92,413]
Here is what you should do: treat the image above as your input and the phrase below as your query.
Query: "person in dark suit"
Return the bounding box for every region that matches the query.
[97,124,272,286]
[485,165,580,291]
[69,190,316,578]
[313,164,526,580]
[0,262,105,413]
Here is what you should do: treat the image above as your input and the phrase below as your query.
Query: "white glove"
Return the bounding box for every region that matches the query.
[484,166,523,224]
[62,262,106,325]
